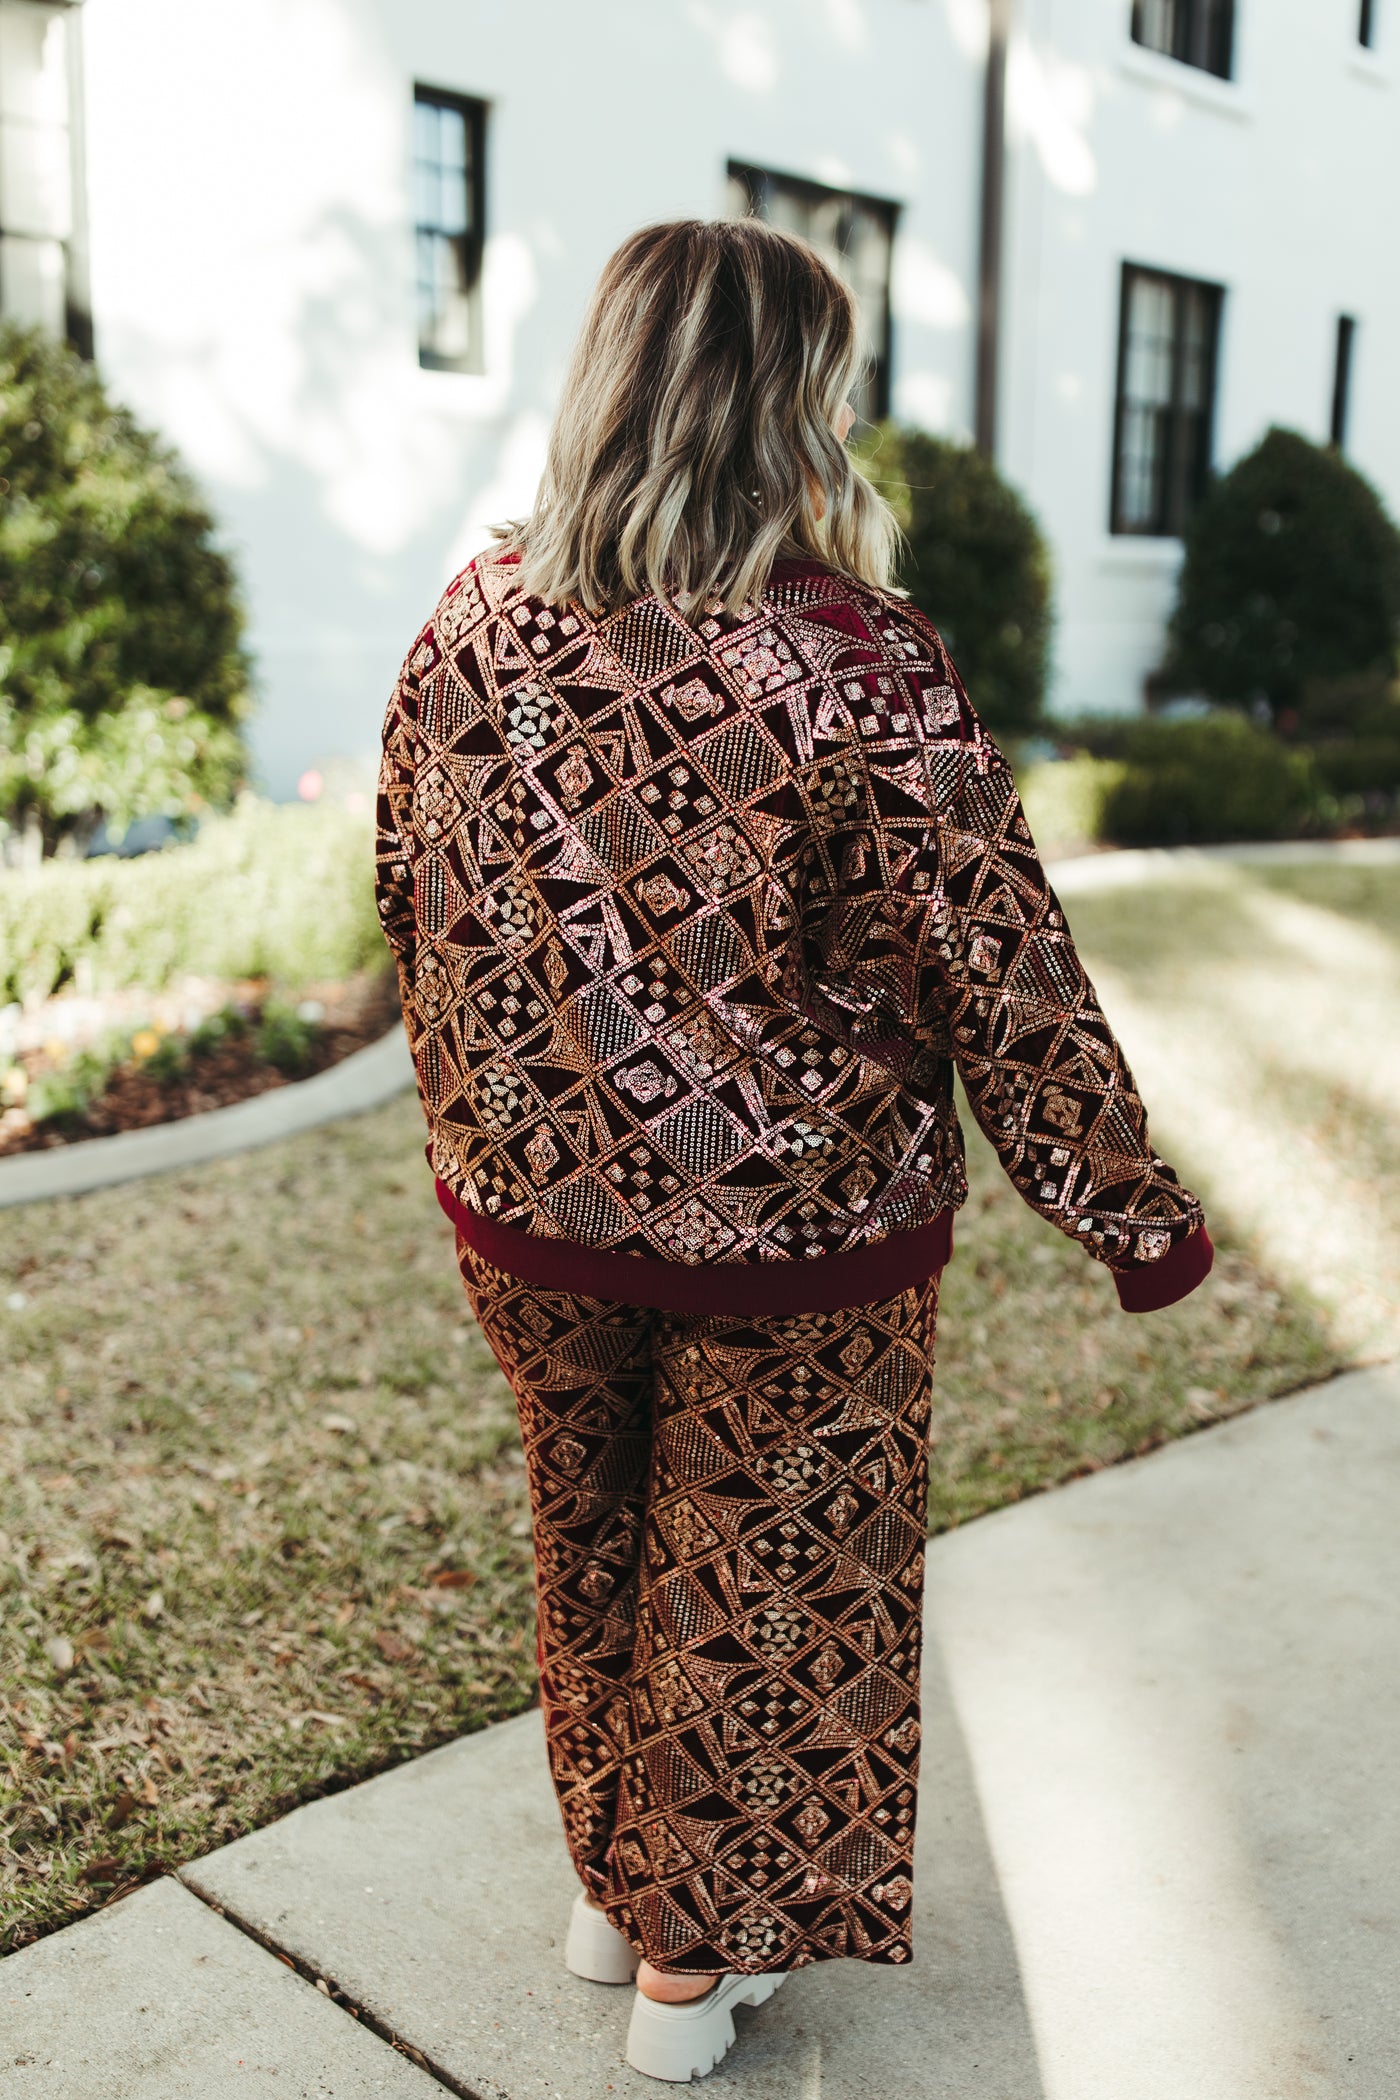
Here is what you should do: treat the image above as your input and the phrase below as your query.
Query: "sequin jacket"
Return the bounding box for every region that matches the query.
[375,552,1210,1310]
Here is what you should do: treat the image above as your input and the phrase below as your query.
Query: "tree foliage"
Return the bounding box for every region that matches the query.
[0,324,252,860]
[1160,424,1400,716]
[857,426,1053,741]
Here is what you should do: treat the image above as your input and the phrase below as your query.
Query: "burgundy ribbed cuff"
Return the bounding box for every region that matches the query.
[1111,1225,1215,1313]
[434,1175,954,1316]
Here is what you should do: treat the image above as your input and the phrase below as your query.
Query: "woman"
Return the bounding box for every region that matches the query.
[375,218,1212,2083]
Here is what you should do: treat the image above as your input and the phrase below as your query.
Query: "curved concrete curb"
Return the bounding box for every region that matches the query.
[0,1024,414,1210]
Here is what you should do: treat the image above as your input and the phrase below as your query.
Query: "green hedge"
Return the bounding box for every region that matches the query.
[0,795,382,1010]
[1100,716,1319,845]
[1020,715,1324,852]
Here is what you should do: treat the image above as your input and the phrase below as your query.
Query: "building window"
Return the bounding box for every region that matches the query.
[413,86,485,373]
[0,0,90,352]
[1331,316,1357,450]
[1130,0,1235,78]
[727,162,898,426]
[1358,0,1377,47]
[1110,262,1223,537]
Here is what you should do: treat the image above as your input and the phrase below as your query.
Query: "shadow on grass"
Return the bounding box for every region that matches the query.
[930,1103,1343,1537]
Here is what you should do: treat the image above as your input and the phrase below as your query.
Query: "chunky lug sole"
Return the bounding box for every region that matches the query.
[625,1970,788,2083]
[563,1890,641,1984]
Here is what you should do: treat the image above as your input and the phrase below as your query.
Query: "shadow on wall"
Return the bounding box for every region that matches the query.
[84,0,548,803]
[98,200,546,804]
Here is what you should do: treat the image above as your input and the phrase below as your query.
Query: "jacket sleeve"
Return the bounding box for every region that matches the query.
[885,605,1212,1312]
[374,640,421,1021]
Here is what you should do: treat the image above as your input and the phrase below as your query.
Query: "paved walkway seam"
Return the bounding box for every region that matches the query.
[174,1870,480,2100]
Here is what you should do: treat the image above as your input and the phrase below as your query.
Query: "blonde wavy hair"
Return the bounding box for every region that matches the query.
[502,217,900,619]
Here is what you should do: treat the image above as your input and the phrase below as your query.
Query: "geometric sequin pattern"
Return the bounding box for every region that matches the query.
[456,1233,940,1972]
[377,554,1203,1279]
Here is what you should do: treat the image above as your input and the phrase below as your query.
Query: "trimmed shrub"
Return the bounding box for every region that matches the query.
[1017,753,1128,855]
[1311,737,1400,799]
[1060,714,1322,846]
[856,426,1053,740]
[0,324,252,861]
[0,795,381,1010]
[1290,668,1400,808]
[1160,425,1400,715]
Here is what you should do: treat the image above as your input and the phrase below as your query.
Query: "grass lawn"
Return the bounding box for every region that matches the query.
[1050,856,1400,1366]
[3,857,1394,1954]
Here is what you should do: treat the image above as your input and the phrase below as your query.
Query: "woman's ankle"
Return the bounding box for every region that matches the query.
[635,1959,719,2004]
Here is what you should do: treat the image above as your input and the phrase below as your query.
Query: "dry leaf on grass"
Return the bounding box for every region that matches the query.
[372,1630,415,1664]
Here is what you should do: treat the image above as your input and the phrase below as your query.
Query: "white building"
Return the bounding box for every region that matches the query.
[3,0,1396,796]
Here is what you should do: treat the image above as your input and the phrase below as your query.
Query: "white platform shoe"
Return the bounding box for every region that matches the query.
[624,1970,788,2083]
[563,1889,641,1984]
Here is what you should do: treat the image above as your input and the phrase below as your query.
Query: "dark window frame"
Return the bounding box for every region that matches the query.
[1130,0,1236,79]
[1109,260,1224,538]
[1331,315,1357,450]
[413,83,487,375]
[727,159,899,425]
[1358,0,1377,47]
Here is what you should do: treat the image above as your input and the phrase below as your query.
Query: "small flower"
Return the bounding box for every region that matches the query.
[131,1028,161,1060]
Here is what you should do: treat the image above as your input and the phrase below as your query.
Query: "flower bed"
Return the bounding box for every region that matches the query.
[0,965,400,1156]
[0,791,397,1156]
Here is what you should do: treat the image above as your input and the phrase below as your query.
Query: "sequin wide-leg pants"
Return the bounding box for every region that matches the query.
[456,1234,940,1975]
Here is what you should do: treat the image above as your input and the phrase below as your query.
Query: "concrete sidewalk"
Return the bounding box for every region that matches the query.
[6,1363,1397,2098]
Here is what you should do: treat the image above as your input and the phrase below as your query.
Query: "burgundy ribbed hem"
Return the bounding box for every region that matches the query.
[434,1177,954,1315]
[1111,1225,1215,1312]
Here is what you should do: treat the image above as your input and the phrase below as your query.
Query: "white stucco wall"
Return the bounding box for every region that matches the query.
[73,0,1400,777]
[79,0,983,798]
[1000,0,1400,717]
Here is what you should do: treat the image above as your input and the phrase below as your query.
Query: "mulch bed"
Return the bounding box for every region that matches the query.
[1,968,403,1157]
